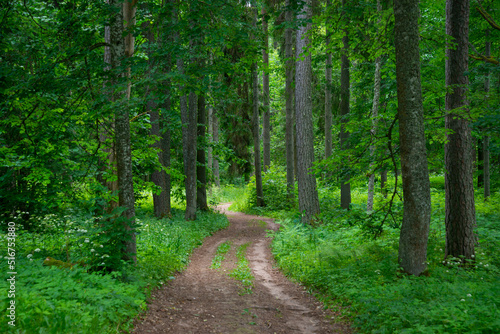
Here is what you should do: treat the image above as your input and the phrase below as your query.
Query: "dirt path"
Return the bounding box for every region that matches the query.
[133,204,351,334]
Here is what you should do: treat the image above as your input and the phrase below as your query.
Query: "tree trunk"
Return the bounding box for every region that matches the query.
[197,93,208,210]
[182,91,198,220]
[295,0,320,223]
[477,138,484,188]
[367,56,381,212]
[381,169,388,198]
[212,110,221,187]
[483,35,491,200]
[285,0,295,202]
[145,22,169,219]
[324,0,333,164]
[394,0,431,276]
[262,7,271,172]
[444,0,476,262]
[160,101,172,216]
[340,5,351,210]
[484,136,490,199]
[207,105,213,177]
[367,0,383,213]
[114,0,137,263]
[252,6,264,207]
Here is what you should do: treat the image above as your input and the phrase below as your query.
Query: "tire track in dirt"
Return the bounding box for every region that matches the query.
[133,204,351,334]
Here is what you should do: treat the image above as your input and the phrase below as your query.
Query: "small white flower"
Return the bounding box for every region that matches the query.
[85,238,90,243]
[461,299,465,302]
[100,245,104,248]
[467,294,472,297]
[471,254,475,258]
[484,264,489,267]
[34,248,41,252]
[446,270,449,273]
[91,249,95,252]
[27,254,33,258]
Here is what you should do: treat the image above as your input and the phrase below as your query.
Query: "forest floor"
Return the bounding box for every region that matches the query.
[133,203,352,334]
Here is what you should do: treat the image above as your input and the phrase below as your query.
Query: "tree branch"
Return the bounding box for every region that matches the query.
[477,5,500,31]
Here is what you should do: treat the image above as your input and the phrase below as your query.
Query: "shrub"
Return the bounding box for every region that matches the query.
[246,164,295,212]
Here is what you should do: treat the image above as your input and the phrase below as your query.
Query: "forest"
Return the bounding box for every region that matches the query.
[0,0,499,333]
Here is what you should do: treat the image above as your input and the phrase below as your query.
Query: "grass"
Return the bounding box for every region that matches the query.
[211,241,232,269]
[0,195,229,334]
[228,243,254,295]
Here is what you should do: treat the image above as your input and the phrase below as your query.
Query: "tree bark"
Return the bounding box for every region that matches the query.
[394,0,431,276]
[340,4,351,210]
[160,99,172,217]
[367,56,381,212]
[182,91,198,220]
[381,169,388,197]
[444,0,476,262]
[145,21,169,219]
[116,0,137,262]
[197,93,208,210]
[262,7,271,172]
[252,6,264,207]
[483,35,491,200]
[295,0,320,223]
[324,0,333,165]
[207,105,213,176]
[285,0,295,202]
[367,0,383,213]
[212,110,221,187]
[100,22,119,215]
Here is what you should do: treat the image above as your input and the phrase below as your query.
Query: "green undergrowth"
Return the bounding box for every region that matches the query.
[211,240,232,269]
[229,243,254,295]
[269,177,500,333]
[0,198,228,334]
[208,184,247,208]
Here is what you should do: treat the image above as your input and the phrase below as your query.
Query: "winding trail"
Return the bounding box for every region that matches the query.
[133,204,351,334]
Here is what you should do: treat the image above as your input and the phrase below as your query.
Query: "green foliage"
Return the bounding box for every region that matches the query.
[208,184,247,208]
[245,164,296,213]
[211,241,232,269]
[0,260,146,334]
[136,208,229,282]
[229,243,254,295]
[271,188,500,333]
[0,207,228,333]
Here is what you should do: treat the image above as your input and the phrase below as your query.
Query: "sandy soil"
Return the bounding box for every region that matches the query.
[133,204,352,334]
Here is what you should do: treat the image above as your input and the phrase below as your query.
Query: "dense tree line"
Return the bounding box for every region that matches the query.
[1,0,498,275]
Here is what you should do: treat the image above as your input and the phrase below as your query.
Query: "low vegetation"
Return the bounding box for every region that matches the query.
[0,199,228,334]
[228,243,254,295]
[234,169,500,333]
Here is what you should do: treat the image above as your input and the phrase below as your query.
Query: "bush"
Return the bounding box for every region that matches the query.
[246,164,295,212]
